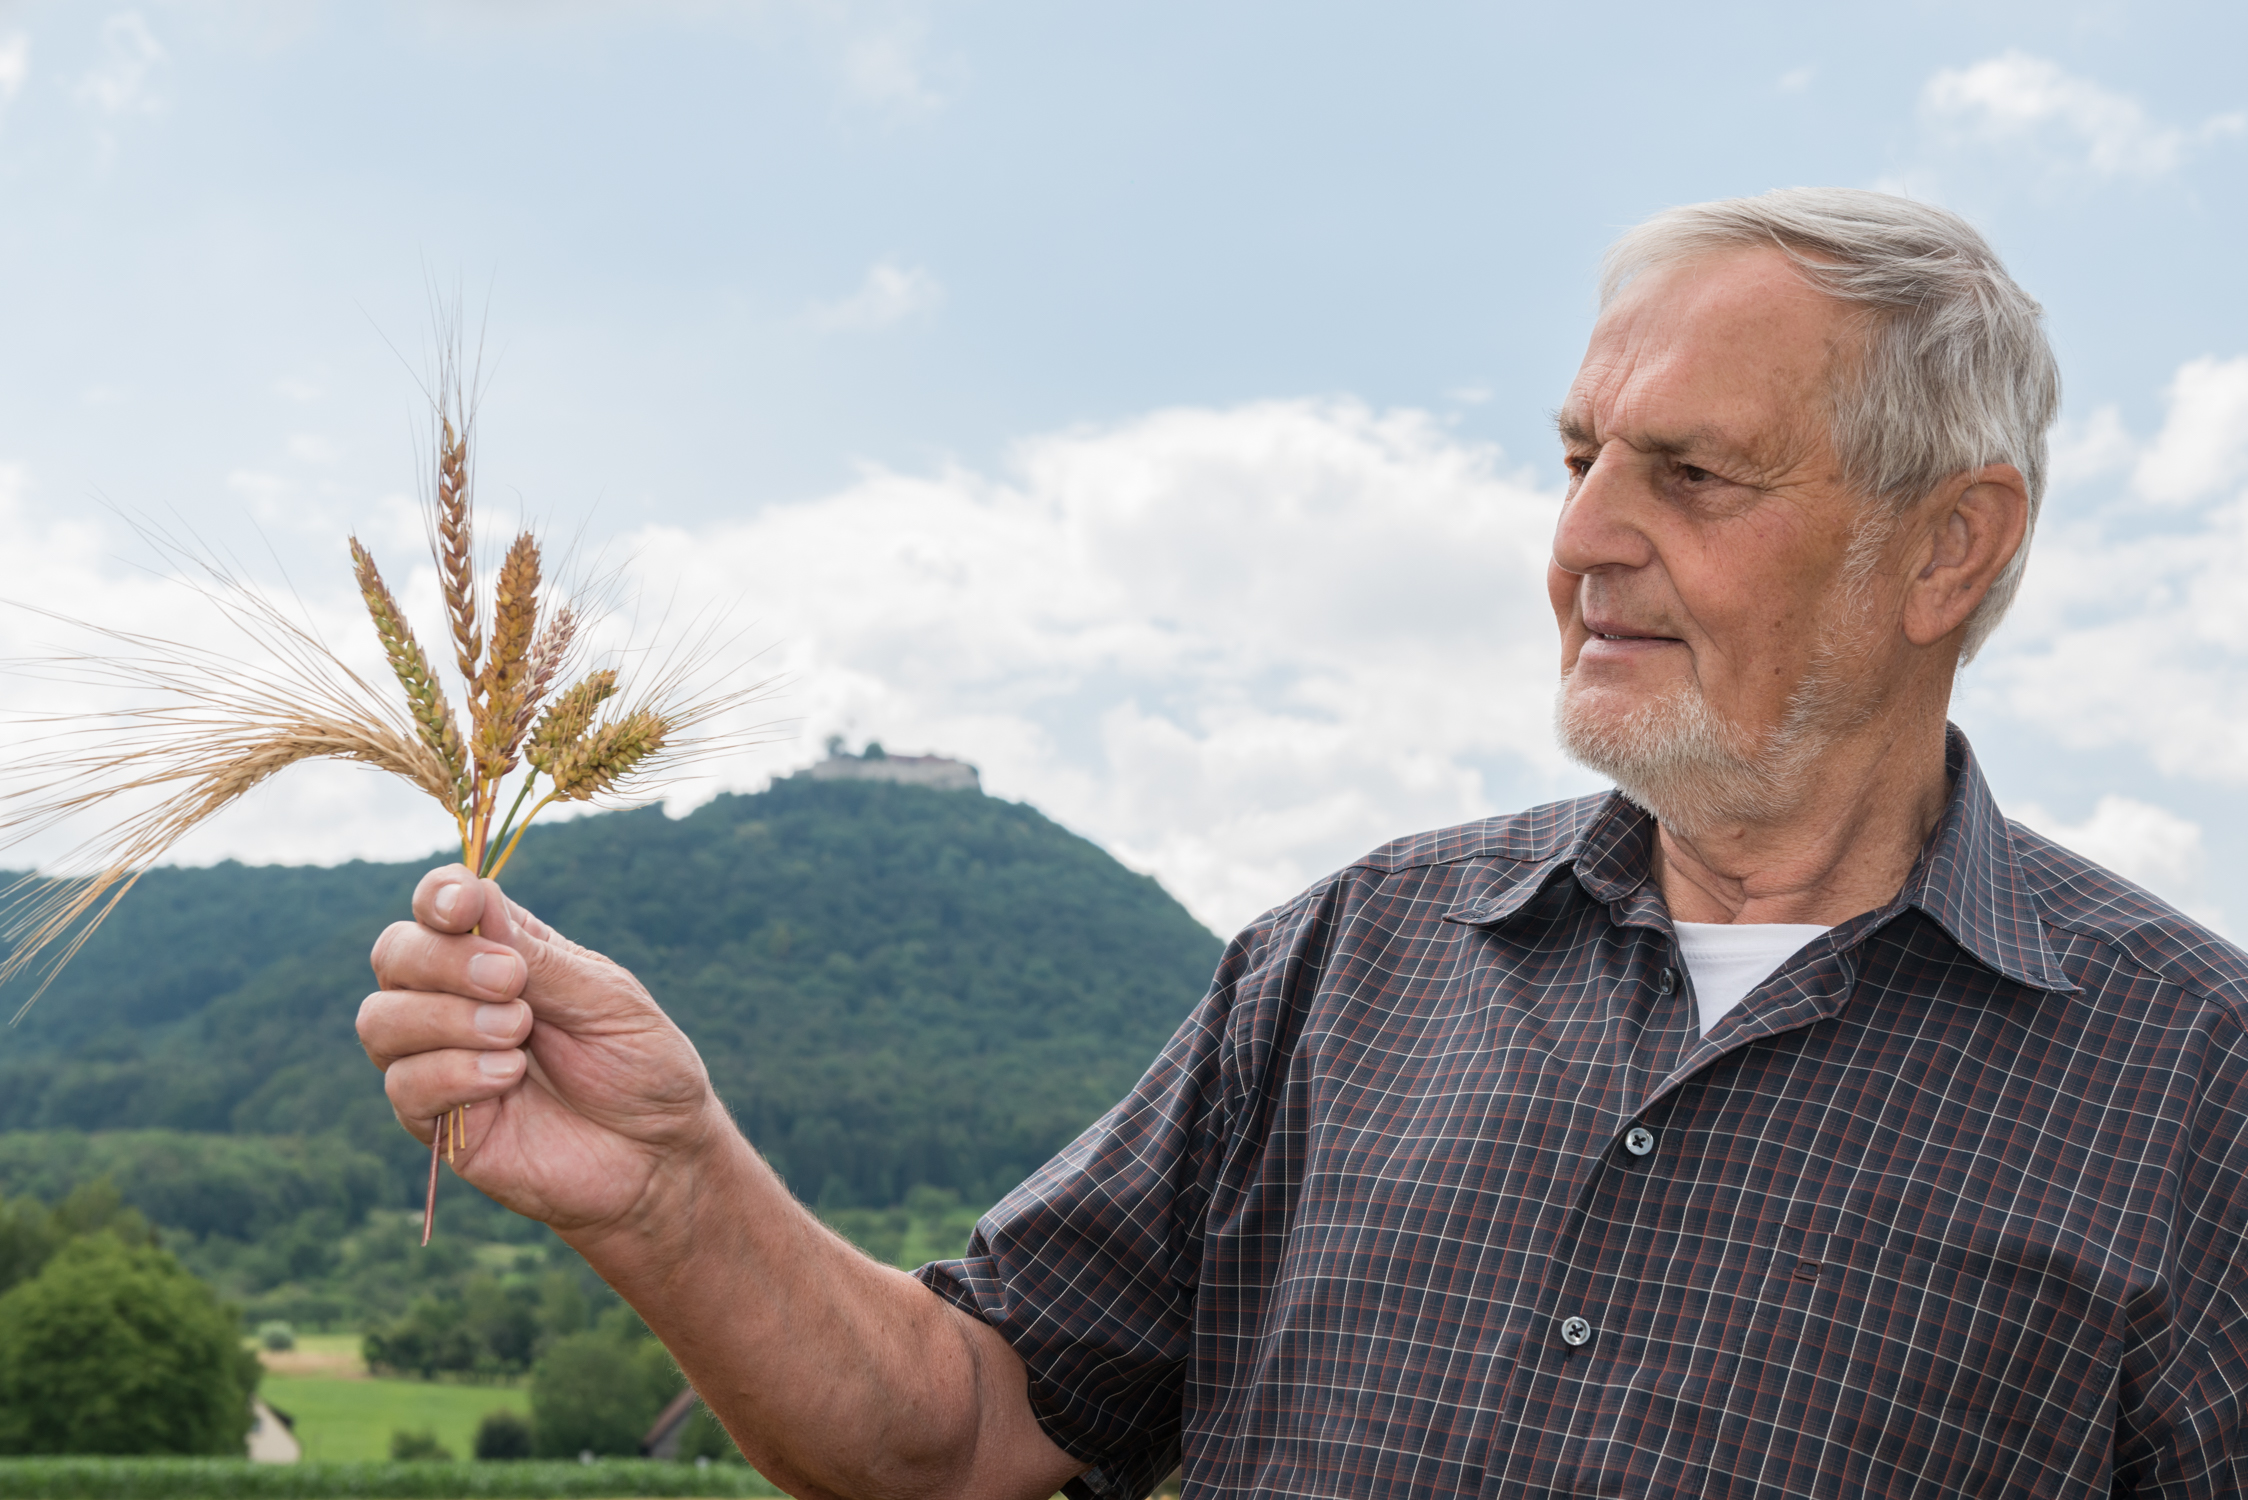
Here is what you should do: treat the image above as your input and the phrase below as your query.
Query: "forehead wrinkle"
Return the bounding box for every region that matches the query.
[1555,406,1743,465]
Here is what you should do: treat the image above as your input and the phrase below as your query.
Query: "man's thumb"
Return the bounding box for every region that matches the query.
[475,879,538,972]
[474,880,575,1004]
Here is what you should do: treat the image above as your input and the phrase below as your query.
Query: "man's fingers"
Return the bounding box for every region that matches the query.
[382,1045,529,1125]
[358,991,533,1070]
[413,865,487,934]
[370,917,528,1001]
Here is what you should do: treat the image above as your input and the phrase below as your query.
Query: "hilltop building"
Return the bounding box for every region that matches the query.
[800,739,981,793]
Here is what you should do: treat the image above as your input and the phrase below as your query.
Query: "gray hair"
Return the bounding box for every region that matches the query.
[1600,188,2059,662]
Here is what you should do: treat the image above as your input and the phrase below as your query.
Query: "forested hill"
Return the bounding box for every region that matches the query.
[0,778,1224,1208]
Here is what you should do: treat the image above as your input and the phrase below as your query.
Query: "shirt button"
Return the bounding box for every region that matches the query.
[1624,1125,1656,1157]
[1657,967,1676,995]
[1559,1315,1593,1347]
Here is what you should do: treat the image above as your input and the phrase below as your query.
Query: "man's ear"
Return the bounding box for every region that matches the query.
[1901,464,2030,649]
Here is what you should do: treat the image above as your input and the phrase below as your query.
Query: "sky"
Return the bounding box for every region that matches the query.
[0,0,2244,940]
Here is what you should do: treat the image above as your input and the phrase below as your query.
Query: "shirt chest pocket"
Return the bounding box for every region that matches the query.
[1755,1230,2123,1491]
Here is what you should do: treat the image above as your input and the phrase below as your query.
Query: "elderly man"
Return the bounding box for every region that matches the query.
[359,188,2248,1499]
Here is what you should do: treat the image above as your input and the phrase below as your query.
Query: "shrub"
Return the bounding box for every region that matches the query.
[0,1457,782,1496]
[529,1325,681,1459]
[257,1321,295,1352]
[388,1431,451,1462]
[472,1411,533,1462]
[0,1234,259,1456]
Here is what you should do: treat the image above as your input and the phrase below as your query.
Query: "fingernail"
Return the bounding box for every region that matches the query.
[473,1002,519,1037]
[476,1050,519,1079]
[433,883,461,923]
[467,953,517,995]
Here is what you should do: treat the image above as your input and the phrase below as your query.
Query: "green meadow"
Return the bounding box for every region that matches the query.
[257,1375,526,1464]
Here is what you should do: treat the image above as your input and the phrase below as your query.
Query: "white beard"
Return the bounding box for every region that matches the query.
[1554,671,1823,838]
[1554,569,1887,839]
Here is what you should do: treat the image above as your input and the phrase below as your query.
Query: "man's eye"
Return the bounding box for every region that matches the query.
[1565,457,1592,478]
[1680,464,1713,483]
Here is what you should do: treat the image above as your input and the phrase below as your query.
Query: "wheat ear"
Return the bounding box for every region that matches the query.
[474,534,541,778]
[524,669,618,775]
[485,703,666,878]
[350,538,470,816]
[512,604,577,745]
[434,417,481,684]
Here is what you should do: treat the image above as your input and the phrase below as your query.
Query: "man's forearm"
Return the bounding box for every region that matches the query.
[559,1103,988,1500]
[359,875,1077,1500]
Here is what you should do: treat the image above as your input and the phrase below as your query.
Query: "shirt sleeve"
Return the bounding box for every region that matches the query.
[2112,1006,2248,1496]
[915,923,1261,1500]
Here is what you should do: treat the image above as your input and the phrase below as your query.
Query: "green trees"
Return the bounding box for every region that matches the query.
[529,1318,685,1458]
[1,779,1222,1209]
[0,1178,157,1298]
[363,1272,551,1378]
[0,1234,260,1455]
[0,778,1222,1460]
[0,1194,58,1295]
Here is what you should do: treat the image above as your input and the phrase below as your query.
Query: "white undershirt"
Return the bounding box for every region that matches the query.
[1673,921,1832,1035]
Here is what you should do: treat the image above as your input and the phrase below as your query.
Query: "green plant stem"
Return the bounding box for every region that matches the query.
[481,773,541,877]
[484,793,561,882]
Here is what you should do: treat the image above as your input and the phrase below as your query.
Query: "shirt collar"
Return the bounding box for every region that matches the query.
[1449,725,2074,994]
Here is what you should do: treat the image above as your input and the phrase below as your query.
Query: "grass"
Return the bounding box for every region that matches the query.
[257,1374,525,1464]
[0,1458,780,1497]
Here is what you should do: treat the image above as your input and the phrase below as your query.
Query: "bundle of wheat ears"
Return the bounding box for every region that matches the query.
[0,368,758,1242]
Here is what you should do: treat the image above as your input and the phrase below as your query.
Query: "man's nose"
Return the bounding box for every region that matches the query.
[1551,450,1656,577]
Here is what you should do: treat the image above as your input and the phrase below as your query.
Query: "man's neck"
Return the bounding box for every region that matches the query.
[1651,707,1952,927]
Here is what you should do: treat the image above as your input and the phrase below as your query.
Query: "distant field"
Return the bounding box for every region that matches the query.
[257,1333,366,1381]
[258,1372,526,1463]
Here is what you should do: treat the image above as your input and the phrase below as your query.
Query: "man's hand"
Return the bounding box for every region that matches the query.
[357,865,721,1236]
[355,864,1084,1500]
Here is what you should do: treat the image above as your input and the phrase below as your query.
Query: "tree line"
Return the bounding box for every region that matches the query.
[0,778,1221,1210]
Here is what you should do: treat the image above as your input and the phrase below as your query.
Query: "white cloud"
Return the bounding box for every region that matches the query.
[623,399,1574,931]
[20,362,2248,941]
[809,259,944,332]
[2011,795,2210,916]
[75,12,165,118]
[2047,404,2135,488]
[1777,66,1815,95]
[1921,51,2244,178]
[1975,352,2248,786]
[841,20,942,113]
[2131,355,2248,505]
[0,405,1577,935]
[0,33,29,106]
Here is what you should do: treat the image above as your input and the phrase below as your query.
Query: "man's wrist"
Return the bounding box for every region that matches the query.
[563,1094,761,1286]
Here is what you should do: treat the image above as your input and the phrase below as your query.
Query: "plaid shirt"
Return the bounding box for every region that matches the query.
[919,729,2248,1499]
